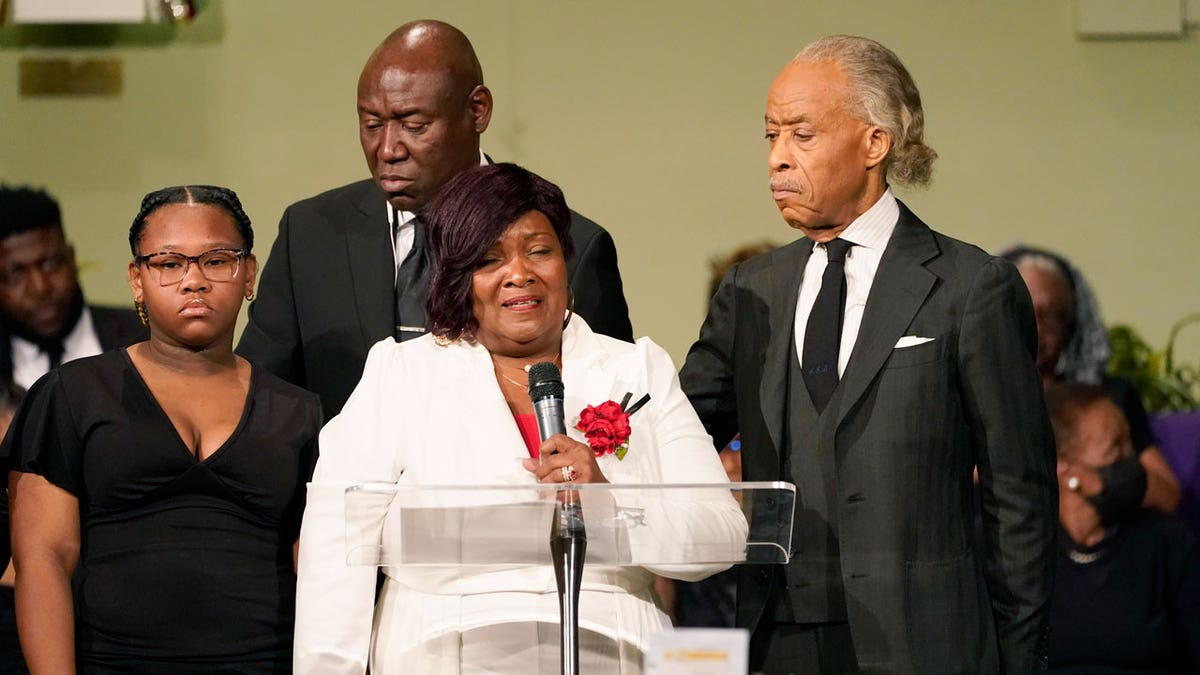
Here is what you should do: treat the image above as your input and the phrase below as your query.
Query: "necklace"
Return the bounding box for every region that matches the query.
[496,368,528,389]
[1067,548,1102,565]
[492,356,562,391]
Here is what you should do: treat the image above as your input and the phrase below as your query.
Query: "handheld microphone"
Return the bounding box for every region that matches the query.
[528,361,583,528]
[528,362,566,441]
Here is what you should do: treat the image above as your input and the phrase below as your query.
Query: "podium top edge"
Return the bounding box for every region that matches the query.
[344,481,796,494]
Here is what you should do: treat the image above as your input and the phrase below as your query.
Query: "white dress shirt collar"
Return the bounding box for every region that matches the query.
[11,306,104,389]
[809,187,899,253]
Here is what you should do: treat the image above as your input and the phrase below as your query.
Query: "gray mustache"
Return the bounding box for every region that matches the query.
[769,179,802,192]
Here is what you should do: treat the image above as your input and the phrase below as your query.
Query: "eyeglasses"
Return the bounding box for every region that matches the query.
[135,248,246,286]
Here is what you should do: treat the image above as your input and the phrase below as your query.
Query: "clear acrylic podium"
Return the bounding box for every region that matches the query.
[342,481,795,674]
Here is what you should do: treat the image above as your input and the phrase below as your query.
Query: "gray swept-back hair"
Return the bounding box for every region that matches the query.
[796,35,937,186]
[1002,245,1112,384]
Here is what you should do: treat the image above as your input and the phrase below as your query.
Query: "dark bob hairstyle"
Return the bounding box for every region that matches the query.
[425,163,573,342]
[128,185,254,256]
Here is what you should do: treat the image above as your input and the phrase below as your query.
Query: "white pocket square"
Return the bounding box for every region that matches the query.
[894,335,935,349]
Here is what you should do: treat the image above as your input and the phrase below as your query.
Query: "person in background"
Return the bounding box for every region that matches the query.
[681,35,1056,672]
[707,241,779,302]
[1005,246,1181,516]
[1045,382,1200,673]
[5,186,321,673]
[238,19,632,419]
[294,163,742,673]
[0,185,147,391]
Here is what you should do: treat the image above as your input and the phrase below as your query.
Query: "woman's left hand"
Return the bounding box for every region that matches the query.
[523,434,609,484]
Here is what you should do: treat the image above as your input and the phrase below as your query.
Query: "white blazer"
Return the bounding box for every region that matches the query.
[294,319,745,674]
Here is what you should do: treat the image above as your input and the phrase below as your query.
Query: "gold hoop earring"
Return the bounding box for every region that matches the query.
[562,288,575,330]
[135,302,149,326]
[245,289,255,302]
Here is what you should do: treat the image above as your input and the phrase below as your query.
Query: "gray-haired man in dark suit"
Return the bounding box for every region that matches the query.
[681,35,1056,674]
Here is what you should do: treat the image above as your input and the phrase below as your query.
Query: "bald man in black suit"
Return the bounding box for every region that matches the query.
[239,21,631,418]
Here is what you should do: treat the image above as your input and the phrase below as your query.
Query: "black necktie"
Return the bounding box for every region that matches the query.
[43,342,64,369]
[394,218,429,341]
[802,238,853,413]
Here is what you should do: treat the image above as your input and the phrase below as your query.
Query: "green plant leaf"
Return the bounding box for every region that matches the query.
[1107,317,1200,413]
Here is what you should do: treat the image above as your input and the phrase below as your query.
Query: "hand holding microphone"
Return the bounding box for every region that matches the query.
[522,362,609,484]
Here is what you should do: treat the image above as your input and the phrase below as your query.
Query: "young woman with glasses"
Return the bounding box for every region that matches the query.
[5,185,321,673]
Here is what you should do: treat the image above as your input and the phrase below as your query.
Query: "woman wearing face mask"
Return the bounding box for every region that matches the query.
[5,186,321,673]
[1045,382,1200,673]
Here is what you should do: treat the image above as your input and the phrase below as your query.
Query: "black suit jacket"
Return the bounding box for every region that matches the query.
[237,178,633,418]
[680,203,1057,674]
[0,303,146,386]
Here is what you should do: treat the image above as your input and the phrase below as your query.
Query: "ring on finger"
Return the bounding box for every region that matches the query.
[561,465,578,482]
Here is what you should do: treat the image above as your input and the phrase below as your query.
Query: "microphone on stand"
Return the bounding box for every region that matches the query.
[528,362,566,441]
[527,361,585,675]
[528,363,584,534]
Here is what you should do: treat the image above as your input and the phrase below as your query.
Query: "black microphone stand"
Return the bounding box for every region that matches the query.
[550,491,586,675]
[528,362,586,675]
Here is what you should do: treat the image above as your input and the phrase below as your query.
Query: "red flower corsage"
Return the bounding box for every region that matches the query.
[576,393,649,461]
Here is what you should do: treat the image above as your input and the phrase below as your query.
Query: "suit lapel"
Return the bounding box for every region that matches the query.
[760,240,814,457]
[345,184,396,345]
[835,204,940,427]
[447,343,534,482]
[562,322,656,481]
[562,319,618,444]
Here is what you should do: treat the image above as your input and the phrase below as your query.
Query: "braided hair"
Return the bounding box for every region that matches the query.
[128,185,253,256]
[0,184,63,240]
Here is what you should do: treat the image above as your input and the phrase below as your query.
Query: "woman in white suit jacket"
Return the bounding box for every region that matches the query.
[293,164,744,674]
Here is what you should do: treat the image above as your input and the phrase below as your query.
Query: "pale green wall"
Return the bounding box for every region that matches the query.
[2,1,1197,364]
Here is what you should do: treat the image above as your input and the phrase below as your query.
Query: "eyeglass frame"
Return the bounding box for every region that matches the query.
[133,247,249,286]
